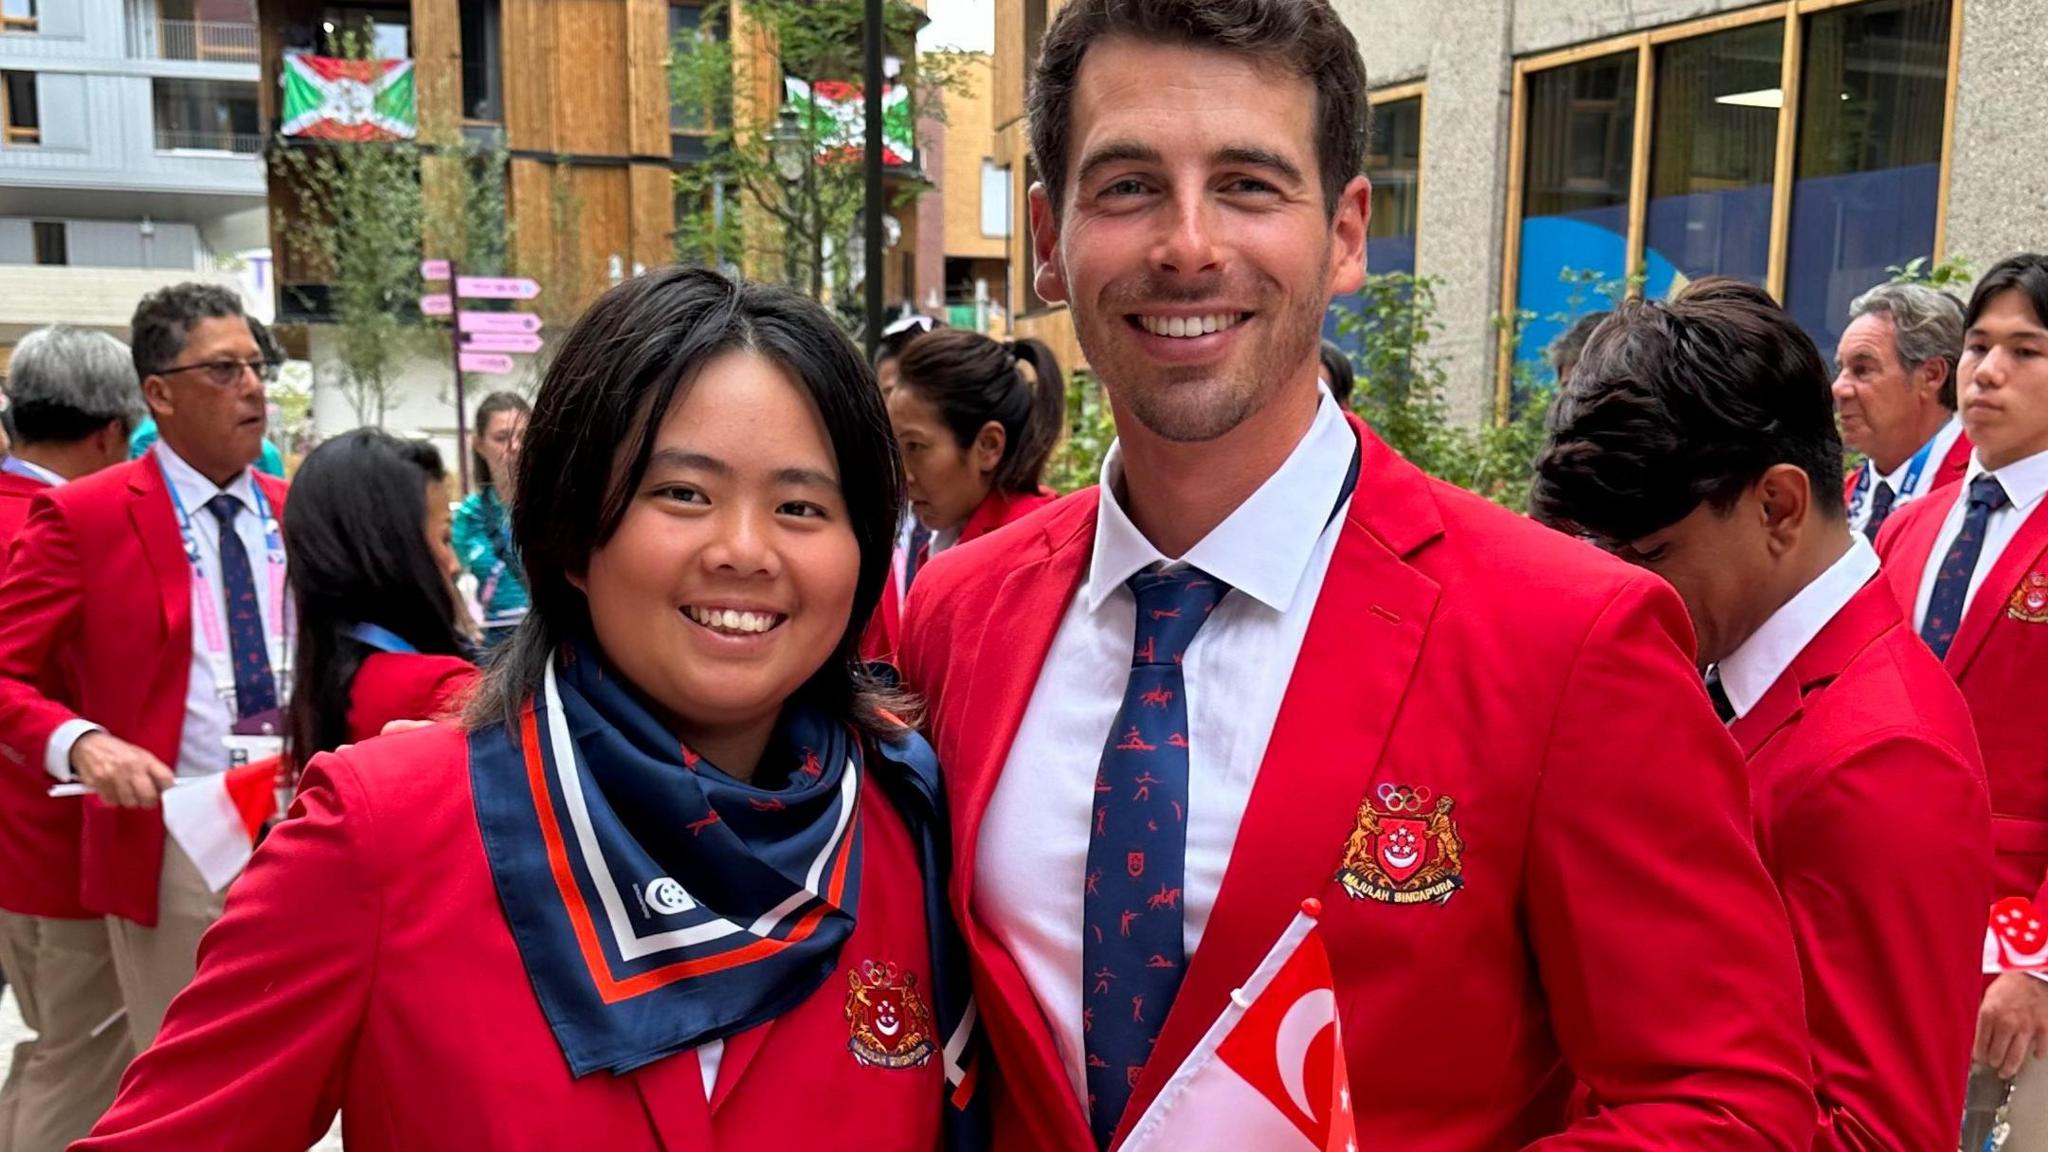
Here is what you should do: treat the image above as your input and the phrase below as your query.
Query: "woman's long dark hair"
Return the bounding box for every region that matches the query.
[285,429,468,764]
[465,267,911,736]
[471,391,530,490]
[894,329,1066,493]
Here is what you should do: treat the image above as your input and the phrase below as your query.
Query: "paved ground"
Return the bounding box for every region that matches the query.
[0,986,345,1149]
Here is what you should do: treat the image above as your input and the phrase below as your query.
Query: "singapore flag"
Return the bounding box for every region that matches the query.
[1121,899,1358,1152]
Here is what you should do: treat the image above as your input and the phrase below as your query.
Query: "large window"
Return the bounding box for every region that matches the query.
[1367,92,1423,278]
[668,0,726,163]
[2,70,36,144]
[31,221,64,266]
[2,0,35,32]
[1503,0,1958,408]
[460,0,502,121]
[153,78,261,153]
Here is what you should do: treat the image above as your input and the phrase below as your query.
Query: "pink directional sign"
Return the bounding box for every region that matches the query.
[457,276,542,300]
[457,311,543,335]
[458,351,516,375]
[463,332,544,354]
[420,259,451,281]
[419,293,453,316]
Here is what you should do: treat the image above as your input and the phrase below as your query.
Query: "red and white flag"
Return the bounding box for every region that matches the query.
[162,759,282,892]
[1121,899,1358,1152]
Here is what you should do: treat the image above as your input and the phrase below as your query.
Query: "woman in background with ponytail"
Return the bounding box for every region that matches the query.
[864,331,1066,663]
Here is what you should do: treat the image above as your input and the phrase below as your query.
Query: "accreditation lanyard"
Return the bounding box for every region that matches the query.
[154,449,292,714]
[343,622,418,654]
[1848,435,1939,520]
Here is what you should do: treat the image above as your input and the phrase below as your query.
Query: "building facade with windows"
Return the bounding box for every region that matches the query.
[992,0,2047,424]
[0,0,267,367]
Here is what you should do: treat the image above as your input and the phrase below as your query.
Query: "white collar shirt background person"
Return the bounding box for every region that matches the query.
[1849,414,1967,536]
[1714,534,1881,722]
[972,389,1356,1105]
[1913,447,2048,632]
[43,441,281,783]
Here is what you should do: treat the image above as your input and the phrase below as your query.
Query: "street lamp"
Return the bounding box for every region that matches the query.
[767,105,807,289]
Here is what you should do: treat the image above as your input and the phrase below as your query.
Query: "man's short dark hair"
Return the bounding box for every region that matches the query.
[6,325,143,445]
[1549,310,1610,382]
[1028,0,1370,220]
[130,282,246,380]
[1966,253,2048,333]
[1532,278,1845,544]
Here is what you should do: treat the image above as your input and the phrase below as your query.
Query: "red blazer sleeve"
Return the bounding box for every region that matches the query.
[1773,733,1988,1152]
[77,752,381,1151]
[0,493,88,773]
[1525,578,1816,1150]
[346,654,480,744]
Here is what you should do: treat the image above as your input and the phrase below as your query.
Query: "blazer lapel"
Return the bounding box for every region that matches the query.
[1728,665,1802,761]
[127,459,190,644]
[1114,423,1445,1146]
[1878,483,1956,614]
[626,1048,716,1149]
[1949,500,2048,678]
[948,498,1097,1149]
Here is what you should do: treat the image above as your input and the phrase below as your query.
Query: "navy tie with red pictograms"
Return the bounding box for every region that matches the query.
[1921,474,2010,661]
[1081,563,1230,1149]
[205,494,277,719]
[1864,479,1897,542]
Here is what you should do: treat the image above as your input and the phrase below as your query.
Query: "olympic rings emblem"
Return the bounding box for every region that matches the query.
[1375,783,1433,814]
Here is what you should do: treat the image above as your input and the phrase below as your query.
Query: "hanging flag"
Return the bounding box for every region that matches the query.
[1120,900,1359,1152]
[162,758,283,892]
[281,52,418,142]
[783,76,915,167]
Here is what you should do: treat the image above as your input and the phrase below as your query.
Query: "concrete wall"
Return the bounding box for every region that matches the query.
[1508,0,1763,54]
[1943,0,2048,271]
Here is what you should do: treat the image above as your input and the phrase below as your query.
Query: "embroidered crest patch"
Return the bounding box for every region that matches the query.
[845,960,936,1070]
[1335,783,1465,905]
[2009,573,2048,624]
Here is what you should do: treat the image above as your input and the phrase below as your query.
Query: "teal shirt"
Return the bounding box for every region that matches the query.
[129,418,285,478]
[452,486,530,633]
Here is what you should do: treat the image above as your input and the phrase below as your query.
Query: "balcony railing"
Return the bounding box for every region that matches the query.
[146,19,259,63]
[155,127,263,154]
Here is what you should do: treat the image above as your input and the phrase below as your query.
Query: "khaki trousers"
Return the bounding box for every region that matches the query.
[104,841,225,1051]
[0,911,132,1152]
[1965,1060,2048,1150]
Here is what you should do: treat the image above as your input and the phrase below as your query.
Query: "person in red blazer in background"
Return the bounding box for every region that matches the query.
[0,284,287,1058]
[278,428,478,767]
[1534,279,1991,1152]
[0,325,144,1151]
[80,268,983,1152]
[1873,254,2048,1150]
[1835,280,1973,539]
[860,329,1063,664]
[897,1,1814,1148]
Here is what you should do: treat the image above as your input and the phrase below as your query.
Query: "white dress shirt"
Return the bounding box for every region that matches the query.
[1714,534,1879,721]
[1848,414,1967,535]
[2,456,64,487]
[46,443,280,781]
[1912,446,2048,633]
[973,390,1356,1105]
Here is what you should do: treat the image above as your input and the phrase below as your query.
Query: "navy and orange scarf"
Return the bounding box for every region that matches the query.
[469,643,987,1150]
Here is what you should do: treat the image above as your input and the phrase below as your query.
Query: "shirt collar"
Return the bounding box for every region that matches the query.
[2,456,64,487]
[1085,390,1356,614]
[1967,443,2048,515]
[153,440,257,520]
[1877,414,1966,492]
[1716,534,1880,720]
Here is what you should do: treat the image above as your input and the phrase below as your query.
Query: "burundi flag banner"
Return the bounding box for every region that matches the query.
[281,52,417,142]
[784,76,915,167]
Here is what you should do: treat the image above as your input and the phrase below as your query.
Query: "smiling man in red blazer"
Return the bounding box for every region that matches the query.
[1875,254,2048,1148]
[897,0,1814,1148]
[1535,279,1990,1152]
[0,283,286,1056]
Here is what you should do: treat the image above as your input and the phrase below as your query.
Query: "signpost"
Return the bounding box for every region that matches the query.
[422,263,545,492]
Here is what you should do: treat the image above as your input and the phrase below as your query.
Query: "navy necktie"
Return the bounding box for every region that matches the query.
[205,494,277,719]
[1081,564,1230,1148]
[903,519,933,592]
[1864,478,1897,542]
[1704,665,1736,724]
[1920,474,2011,661]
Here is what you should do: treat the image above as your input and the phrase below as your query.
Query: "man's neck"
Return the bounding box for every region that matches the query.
[1870,407,1954,476]
[1114,379,1322,559]
[1746,528,1854,654]
[157,433,245,489]
[13,443,99,483]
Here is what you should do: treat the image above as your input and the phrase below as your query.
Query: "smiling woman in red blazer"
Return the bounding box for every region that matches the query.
[79,269,981,1152]
[862,331,1064,664]
[280,428,479,761]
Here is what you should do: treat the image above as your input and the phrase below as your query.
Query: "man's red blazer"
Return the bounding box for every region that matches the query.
[0,455,288,926]
[900,416,1815,1151]
[1878,480,2048,905]
[1729,576,1990,1151]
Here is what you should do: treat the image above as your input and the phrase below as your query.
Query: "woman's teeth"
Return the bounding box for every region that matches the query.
[1138,313,1245,338]
[684,607,781,634]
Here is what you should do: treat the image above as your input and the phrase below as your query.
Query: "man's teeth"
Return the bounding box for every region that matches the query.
[684,607,780,634]
[1139,313,1244,338]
